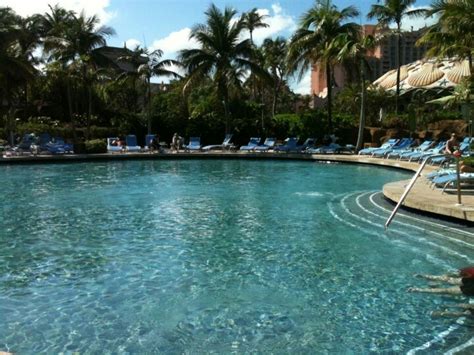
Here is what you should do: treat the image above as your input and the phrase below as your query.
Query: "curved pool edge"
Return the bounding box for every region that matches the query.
[2,151,473,222]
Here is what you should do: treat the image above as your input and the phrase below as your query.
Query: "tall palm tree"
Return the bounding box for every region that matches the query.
[262,37,288,118]
[0,8,38,103]
[242,8,269,46]
[337,30,379,151]
[418,0,474,71]
[179,4,265,134]
[0,7,37,144]
[367,0,425,113]
[42,6,115,137]
[121,46,181,133]
[287,0,359,132]
[243,8,269,101]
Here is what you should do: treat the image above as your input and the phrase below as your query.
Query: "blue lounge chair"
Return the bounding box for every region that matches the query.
[358,138,399,155]
[202,134,235,151]
[125,135,141,152]
[371,138,414,158]
[185,137,202,151]
[298,138,316,152]
[387,140,433,159]
[53,137,73,153]
[240,137,261,151]
[254,137,276,151]
[432,173,474,191]
[274,137,299,152]
[14,133,36,153]
[405,141,446,162]
[429,138,473,165]
[144,134,156,149]
[307,143,342,154]
[107,137,124,153]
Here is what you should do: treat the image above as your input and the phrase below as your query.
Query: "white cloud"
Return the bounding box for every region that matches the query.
[291,70,311,95]
[2,0,116,24]
[125,38,141,49]
[149,28,199,58]
[250,4,296,45]
[398,6,437,31]
[147,2,297,85]
[272,4,282,15]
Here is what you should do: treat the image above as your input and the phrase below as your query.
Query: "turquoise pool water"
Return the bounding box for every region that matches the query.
[0,160,473,353]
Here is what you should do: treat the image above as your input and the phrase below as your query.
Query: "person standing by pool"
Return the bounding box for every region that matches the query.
[445,133,459,155]
[171,133,183,152]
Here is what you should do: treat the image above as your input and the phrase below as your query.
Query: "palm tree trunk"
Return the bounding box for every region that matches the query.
[87,86,92,139]
[66,78,78,143]
[219,79,231,134]
[395,22,401,114]
[356,59,367,152]
[223,97,229,134]
[272,79,280,118]
[468,53,473,74]
[147,76,152,134]
[261,87,265,132]
[326,63,333,133]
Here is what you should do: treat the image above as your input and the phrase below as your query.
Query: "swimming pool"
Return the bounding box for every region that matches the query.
[0,160,473,353]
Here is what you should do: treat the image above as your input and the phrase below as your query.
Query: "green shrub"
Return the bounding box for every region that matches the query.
[87,126,117,139]
[462,156,474,166]
[85,139,107,154]
[272,113,304,138]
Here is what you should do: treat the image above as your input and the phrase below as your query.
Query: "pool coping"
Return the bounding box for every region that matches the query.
[2,151,473,223]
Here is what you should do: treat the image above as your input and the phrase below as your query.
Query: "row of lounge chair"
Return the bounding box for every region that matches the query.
[359,136,474,194]
[106,135,319,153]
[426,167,474,194]
[359,137,473,165]
[240,137,317,152]
[4,133,73,156]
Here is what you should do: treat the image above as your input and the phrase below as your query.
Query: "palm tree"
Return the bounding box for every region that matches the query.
[262,37,288,118]
[242,8,269,46]
[179,4,265,134]
[287,0,359,132]
[418,0,474,71]
[337,30,379,151]
[140,49,181,134]
[0,7,38,144]
[367,0,425,113]
[42,6,115,137]
[0,7,38,104]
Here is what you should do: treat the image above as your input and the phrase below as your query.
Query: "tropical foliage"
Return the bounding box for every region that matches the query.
[0,1,472,149]
[287,0,360,132]
[418,0,474,71]
[367,0,425,113]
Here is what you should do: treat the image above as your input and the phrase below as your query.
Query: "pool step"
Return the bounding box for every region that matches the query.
[328,190,474,266]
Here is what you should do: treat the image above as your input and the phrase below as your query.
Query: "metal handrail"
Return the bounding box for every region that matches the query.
[385,154,447,229]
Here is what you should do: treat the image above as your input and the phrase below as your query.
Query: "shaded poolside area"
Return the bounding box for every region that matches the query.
[1,150,473,223]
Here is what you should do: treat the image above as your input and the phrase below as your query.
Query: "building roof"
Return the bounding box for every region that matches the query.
[373,58,471,93]
[93,46,148,73]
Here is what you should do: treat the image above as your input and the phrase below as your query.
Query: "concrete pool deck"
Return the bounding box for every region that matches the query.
[1,151,473,223]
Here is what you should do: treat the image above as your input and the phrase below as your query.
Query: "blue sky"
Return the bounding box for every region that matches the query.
[3,0,434,93]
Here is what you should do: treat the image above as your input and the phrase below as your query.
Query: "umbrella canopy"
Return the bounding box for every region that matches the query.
[373,58,471,92]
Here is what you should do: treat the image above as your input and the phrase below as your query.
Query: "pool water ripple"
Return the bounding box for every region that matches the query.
[1,160,473,353]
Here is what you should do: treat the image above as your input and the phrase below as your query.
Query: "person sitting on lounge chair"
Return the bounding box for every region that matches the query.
[445,133,459,155]
[151,135,160,151]
[111,138,123,147]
